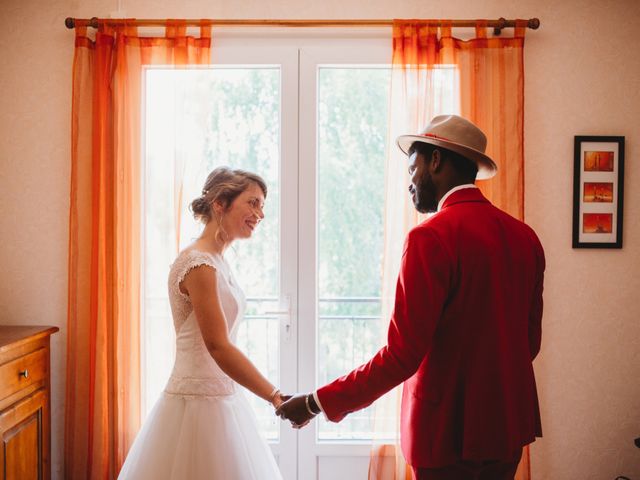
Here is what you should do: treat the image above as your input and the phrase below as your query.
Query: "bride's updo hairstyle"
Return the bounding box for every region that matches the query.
[190,166,267,225]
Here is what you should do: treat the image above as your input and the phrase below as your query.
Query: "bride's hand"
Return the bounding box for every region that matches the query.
[271,392,291,409]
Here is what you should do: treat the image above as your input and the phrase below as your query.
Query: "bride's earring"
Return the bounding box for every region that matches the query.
[211,202,227,243]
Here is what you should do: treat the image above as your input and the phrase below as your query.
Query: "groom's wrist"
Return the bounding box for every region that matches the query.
[311,391,326,416]
[307,393,321,415]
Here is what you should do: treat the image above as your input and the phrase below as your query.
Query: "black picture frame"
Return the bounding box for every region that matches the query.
[572,136,625,248]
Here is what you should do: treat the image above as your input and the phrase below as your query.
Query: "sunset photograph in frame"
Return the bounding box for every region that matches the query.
[582,213,613,233]
[583,182,613,203]
[584,151,614,171]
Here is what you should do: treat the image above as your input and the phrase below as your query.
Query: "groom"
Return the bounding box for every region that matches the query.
[277,115,545,479]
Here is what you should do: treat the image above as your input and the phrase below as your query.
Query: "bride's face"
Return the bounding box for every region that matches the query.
[219,182,265,241]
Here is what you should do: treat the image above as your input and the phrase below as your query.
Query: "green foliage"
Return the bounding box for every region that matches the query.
[318,68,390,312]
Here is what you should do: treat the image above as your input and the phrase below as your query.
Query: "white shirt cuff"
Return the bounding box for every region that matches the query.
[312,391,328,420]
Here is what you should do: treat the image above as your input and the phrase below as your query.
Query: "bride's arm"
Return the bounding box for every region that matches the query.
[181,265,285,407]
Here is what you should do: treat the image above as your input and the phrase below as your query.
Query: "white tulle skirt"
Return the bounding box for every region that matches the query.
[118,391,282,480]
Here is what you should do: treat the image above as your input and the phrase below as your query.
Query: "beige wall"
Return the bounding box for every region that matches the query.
[1,0,639,478]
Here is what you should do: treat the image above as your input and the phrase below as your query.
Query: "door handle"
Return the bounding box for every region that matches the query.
[264,294,292,341]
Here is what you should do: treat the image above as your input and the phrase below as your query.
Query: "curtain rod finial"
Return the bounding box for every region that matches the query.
[65,17,75,29]
[529,18,540,29]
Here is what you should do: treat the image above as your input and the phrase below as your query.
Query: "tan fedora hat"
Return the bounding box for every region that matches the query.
[396,115,498,180]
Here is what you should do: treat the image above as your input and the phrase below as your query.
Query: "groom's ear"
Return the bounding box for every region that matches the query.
[430,149,442,172]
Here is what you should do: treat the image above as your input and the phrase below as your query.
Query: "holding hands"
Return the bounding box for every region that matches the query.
[275,393,320,429]
[269,389,291,410]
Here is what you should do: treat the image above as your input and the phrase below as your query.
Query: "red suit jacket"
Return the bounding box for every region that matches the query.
[317,188,544,468]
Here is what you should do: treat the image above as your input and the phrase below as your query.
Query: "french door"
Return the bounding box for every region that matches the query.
[142,31,392,479]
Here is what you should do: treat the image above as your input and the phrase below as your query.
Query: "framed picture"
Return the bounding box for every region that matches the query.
[572,136,625,248]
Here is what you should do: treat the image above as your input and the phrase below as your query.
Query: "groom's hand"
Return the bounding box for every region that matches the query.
[275,393,315,427]
[271,392,292,410]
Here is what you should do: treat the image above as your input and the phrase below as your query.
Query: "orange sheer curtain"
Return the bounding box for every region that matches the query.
[369,20,529,480]
[66,21,211,480]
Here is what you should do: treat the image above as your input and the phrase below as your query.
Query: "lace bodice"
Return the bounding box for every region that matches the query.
[165,249,246,397]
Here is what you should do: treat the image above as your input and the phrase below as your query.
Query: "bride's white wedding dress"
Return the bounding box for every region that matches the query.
[118,249,282,479]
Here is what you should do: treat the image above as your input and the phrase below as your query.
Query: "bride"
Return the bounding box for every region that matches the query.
[118,167,285,479]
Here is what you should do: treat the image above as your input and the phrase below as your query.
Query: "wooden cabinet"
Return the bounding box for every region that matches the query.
[0,326,58,480]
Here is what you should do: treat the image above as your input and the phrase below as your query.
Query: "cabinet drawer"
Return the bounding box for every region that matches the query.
[0,348,47,401]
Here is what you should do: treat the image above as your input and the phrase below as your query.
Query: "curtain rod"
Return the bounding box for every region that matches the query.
[65,17,540,35]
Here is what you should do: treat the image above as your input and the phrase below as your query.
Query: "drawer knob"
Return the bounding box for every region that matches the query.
[19,369,29,379]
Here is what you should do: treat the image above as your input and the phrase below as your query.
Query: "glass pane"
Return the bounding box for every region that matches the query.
[316,67,391,440]
[143,67,281,440]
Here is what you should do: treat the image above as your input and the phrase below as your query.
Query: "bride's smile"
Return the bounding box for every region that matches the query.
[218,182,265,241]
